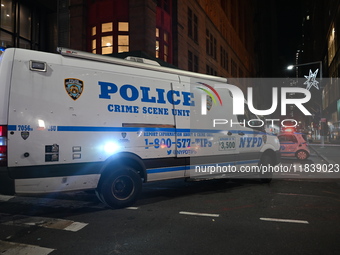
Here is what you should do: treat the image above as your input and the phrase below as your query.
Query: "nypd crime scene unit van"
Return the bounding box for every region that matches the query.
[0,48,281,208]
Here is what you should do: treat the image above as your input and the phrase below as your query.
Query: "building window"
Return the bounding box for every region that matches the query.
[0,0,40,50]
[156,0,172,63]
[118,22,129,53]
[19,4,31,40]
[188,8,198,42]
[101,36,113,54]
[231,59,237,77]
[156,27,171,62]
[206,29,216,59]
[91,21,129,55]
[118,35,129,53]
[239,67,243,78]
[118,22,128,32]
[206,64,217,76]
[156,28,160,58]
[328,24,336,66]
[102,22,113,33]
[188,50,199,72]
[220,46,228,71]
[157,0,171,14]
[92,39,96,54]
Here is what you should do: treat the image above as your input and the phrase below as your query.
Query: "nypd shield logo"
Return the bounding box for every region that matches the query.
[21,131,29,140]
[65,78,84,100]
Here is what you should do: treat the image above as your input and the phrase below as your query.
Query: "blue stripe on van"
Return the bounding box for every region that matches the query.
[56,126,269,135]
[8,125,17,131]
[7,125,275,136]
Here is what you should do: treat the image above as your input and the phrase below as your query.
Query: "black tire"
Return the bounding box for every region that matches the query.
[259,154,273,183]
[96,165,142,209]
[296,150,309,160]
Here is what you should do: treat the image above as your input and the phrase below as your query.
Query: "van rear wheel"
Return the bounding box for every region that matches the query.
[96,166,142,208]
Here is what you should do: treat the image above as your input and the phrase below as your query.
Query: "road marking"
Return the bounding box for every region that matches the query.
[125,207,139,210]
[277,192,324,198]
[0,213,88,232]
[0,194,105,209]
[0,240,54,255]
[0,195,15,202]
[260,217,309,224]
[179,211,220,217]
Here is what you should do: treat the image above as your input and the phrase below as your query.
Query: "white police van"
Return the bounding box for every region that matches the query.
[0,48,281,208]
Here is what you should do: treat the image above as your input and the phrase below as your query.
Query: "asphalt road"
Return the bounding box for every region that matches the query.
[1,152,340,255]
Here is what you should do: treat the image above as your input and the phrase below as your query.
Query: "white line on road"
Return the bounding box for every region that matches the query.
[0,213,88,232]
[0,195,15,202]
[260,217,309,224]
[125,207,139,210]
[0,240,54,255]
[179,211,220,217]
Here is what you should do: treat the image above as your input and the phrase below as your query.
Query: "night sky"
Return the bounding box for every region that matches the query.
[275,0,303,75]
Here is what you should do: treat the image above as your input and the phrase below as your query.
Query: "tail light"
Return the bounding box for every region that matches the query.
[0,125,7,166]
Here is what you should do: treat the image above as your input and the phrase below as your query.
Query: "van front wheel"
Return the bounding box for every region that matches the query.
[259,155,273,183]
[96,166,142,209]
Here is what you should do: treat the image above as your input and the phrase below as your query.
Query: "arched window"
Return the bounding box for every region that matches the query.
[88,0,129,55]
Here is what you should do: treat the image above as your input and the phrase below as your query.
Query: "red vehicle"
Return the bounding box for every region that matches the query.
[278,133,310,160]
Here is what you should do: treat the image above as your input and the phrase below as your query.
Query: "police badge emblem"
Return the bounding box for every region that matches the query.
[21,131,29,140]
[65,78,84,100]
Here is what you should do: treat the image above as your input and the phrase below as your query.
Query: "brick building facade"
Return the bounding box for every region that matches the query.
[1,0,257,89]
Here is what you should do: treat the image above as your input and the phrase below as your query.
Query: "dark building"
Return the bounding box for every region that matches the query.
[0,0,58,52]
[298,0,340,136]
[1,0,259,92]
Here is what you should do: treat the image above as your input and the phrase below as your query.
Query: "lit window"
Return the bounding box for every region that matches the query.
[101,22,113,33]
[118,35,129,53]
[92,39,96,53]
[155,28,170,63]
[328,24,336,66]
[164,31,168,43]
[102,36,113,54]
[164,45,168,61]
[156,40,159,58]
[92,26,96,36]
[118,22,129,32]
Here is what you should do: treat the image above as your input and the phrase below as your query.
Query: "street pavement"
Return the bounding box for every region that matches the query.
[0,140,340,254]
[309,142,340,165]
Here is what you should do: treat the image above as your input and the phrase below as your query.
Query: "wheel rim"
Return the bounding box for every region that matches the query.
[297,151,307,160]
[111,175,135,201]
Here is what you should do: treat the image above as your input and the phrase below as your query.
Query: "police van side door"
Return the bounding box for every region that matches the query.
[235,103,265,170]
[176,78,238,178]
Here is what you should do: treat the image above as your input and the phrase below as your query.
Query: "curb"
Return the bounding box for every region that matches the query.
[309,145,337,165]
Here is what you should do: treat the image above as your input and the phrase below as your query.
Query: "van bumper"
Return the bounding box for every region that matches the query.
[0,167,15,195]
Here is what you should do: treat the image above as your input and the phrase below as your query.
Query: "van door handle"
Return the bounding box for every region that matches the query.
[238,132,245,136]
[227,131,233,136]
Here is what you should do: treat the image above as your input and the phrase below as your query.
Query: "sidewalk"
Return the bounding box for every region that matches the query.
[308,143,340,165]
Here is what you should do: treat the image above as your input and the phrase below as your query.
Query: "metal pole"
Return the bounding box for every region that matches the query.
[319,61,324,148]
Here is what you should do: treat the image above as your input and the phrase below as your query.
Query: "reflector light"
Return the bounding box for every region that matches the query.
[0,145,6,154]
[0,125,7,166]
